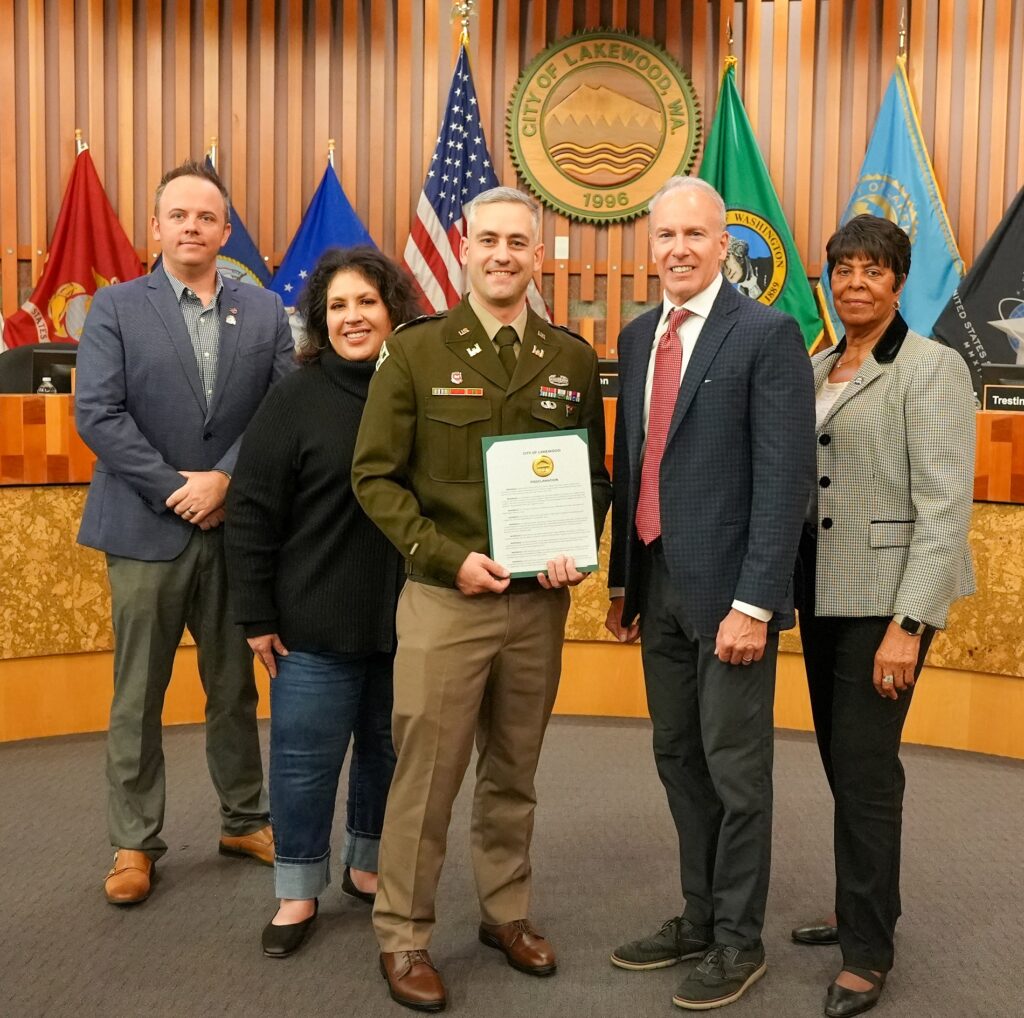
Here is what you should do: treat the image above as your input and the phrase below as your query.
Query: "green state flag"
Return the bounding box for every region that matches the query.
[698,57,822,351]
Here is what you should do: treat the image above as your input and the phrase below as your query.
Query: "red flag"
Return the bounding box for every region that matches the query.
[1,150,142,348]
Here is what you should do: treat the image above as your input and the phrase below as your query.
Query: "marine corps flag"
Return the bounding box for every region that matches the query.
[818,56,963,342]
[933,185,1024,396]
[1,148,142,349]
[698,56,822,351]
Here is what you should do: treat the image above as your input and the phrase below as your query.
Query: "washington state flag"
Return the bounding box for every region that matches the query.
[698,56,822,351]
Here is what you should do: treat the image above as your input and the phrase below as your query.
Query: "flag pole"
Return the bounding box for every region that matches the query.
[898,5,907,58]
[74,128,88,155]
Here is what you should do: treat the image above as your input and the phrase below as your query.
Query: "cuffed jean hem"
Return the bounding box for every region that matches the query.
[275,854,331,900]
[343,831,381,872]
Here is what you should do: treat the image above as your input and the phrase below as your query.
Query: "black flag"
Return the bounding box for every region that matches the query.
[933,185,1024,397]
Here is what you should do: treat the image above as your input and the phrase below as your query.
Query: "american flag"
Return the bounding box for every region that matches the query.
[404,45,547,319]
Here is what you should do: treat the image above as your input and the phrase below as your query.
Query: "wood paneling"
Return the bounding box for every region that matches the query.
[974,411,1024,504]
[2,1,1023,348]
[0,395,96,485]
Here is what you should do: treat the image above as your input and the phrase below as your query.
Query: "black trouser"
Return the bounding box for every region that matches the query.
[797,530,933,971]
[640,541,777,951]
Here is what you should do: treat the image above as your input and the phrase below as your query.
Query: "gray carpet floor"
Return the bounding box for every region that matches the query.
[1,717,1021,1018]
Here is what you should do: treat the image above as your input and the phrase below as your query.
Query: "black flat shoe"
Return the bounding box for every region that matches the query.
[342,867,376,905]
[792,920,840,945]
[261,899,318,958]
[824,967,885,1017]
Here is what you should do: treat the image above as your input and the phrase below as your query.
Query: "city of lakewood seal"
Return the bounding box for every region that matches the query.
[507,31,701,223]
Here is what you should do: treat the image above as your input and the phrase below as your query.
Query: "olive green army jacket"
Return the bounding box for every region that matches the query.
[352,297,612,588]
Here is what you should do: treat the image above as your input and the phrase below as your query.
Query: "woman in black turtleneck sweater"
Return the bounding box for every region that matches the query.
[225,247,419,959]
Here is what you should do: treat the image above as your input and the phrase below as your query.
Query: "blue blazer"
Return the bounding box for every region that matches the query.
[76,269,295,561]
[609,278,815,635]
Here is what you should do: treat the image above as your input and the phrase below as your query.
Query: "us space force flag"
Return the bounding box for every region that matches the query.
[933,185,1024,395]
[698,56,822,351]
[270,161,374,310]
[817,56,963,342]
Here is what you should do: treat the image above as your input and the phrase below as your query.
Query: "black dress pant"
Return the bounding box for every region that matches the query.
[797,530,933,971]
[640,541,777,951]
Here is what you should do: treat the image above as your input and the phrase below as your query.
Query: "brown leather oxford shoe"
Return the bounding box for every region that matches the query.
[479,919,557,976]
[104,849,154,905]
[379,951,447,1012]
[218,824,275,866]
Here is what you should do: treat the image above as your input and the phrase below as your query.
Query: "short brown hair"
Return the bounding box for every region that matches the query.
[153,159,231,222]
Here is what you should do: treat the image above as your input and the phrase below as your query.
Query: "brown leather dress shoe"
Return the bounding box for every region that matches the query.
[218,824,274,866]
[379,951,447,1012]
[479,919,557,976]
[104,849,154,905]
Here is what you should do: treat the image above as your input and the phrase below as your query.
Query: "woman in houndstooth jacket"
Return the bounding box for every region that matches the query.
[790,215,975,1018]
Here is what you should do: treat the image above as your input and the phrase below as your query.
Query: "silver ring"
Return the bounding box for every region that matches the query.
[882,675,895,686]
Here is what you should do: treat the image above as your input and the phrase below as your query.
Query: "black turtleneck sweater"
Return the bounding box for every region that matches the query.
[225,345,403,654]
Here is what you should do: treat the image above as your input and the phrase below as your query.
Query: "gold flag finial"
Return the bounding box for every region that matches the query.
[327,138,336,168]
[727,18,734,56]
[898,6,907,57]
[451,1,476,46]
[74,128,88,155]
[208,137,218,168]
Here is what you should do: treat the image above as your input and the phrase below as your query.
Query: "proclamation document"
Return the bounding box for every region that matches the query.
[482,429,599,578]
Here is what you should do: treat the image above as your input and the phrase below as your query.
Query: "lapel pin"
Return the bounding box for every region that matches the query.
[225,314,237,325]
[532,345,544,358]
[467,343,482,357]
[451,371,463,384]
[458,327,471,336]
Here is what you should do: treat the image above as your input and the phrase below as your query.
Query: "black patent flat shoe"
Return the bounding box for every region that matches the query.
[824,966,886,1017]
[792,919,840,945]
[261,899,319,958]
[342,866,376,905]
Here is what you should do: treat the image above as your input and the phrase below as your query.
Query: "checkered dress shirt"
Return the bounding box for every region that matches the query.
[165,267,224,409]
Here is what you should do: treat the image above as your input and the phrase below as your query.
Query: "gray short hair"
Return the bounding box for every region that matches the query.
[465,187,541,239]
[648,176,726,232]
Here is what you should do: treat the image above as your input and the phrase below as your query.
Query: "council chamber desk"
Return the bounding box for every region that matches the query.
[2,393,1023,760]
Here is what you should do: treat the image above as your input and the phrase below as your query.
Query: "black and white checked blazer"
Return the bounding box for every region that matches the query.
[809,316,976,628]
[610,278,816,635]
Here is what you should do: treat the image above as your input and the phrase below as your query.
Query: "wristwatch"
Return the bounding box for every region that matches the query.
[894,614,926,636]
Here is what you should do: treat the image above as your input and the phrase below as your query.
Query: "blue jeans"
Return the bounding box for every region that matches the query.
[269,650,396,900]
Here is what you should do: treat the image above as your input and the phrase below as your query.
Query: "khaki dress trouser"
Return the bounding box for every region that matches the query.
[373,580,569,951]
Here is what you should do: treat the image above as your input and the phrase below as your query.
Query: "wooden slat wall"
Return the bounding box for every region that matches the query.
[3,0,1024,346]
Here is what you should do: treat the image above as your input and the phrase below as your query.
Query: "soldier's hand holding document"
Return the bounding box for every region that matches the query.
[482,429,599,579]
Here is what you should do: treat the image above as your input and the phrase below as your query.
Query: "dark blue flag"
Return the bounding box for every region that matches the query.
[210,158,271,286]
[270,162,374,308]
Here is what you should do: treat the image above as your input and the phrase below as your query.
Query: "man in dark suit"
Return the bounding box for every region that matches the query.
[76,159,295,905]
[606,177,814,1009]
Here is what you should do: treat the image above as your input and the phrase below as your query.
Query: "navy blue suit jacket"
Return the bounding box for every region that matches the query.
[609,278,815,635]
[75,269,295,561]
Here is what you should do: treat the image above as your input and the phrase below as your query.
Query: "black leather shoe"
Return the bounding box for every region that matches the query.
[824,967,885,1017]
[261,900,318,958]
[342,867,376,905]
[792,920,839,945]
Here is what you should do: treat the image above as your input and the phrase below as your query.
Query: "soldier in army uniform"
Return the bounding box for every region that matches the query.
[353,187,611,1013]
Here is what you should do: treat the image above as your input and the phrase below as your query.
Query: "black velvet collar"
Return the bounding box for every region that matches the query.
[831,311,909,365]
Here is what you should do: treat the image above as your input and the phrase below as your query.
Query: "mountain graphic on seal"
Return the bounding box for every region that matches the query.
[545,85,662,186]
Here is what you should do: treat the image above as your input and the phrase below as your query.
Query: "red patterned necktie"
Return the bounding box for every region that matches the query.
[635,306,691,545]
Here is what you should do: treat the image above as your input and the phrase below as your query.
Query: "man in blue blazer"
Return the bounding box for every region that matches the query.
[76,160,295,905]
[606,177,814,1009]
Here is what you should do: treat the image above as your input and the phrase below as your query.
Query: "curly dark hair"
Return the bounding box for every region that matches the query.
[295,247,421,364]
[825,214,911,288]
